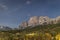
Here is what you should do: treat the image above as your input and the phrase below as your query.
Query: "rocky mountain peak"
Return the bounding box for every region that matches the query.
[19,16,60,28]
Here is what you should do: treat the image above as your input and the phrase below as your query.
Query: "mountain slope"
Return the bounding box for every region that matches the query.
[20,23,60,34]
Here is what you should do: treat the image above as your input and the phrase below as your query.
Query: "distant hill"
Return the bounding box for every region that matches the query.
[0,25,12,31]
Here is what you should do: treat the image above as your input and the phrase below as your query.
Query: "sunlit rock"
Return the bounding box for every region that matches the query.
[39,16,50,25]
[28,16,39,26]
[56,16,60,23]
[19,21,28,29]
[50,18,57,24]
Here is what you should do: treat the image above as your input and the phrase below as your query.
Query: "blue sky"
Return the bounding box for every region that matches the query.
[0,0,60,28]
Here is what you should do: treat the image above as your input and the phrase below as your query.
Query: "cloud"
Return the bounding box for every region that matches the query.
[27,13,31,17]
[4,5,23,16]
[0,4,8,11]
[7,5,22,14]
[0,4,8,16]
[26,0,31,4]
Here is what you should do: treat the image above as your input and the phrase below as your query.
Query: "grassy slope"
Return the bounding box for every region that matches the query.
[20,23,60,34]
[2,23,60,35]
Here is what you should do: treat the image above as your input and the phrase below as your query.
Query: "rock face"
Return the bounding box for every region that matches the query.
[50,18,57,24]
[19,16,60,28]
[19,21,28,29]
[56,16,60,23]
[39,16,50,25]
[28,16,39,26]
[50,16,60,24]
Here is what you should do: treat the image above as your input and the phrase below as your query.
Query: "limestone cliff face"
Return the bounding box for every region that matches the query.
[50,18,57,24]
[20,21,28,28]
[28,16,39,26]
[39,16,50,25]
[56,16,60,23]
[19,16,60,28]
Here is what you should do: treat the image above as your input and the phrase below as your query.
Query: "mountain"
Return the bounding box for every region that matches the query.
[0,25,12,31]
[19,16,60,29]
[28,16,39,26]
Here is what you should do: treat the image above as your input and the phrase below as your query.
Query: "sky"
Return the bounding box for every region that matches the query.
[0,0,60,28]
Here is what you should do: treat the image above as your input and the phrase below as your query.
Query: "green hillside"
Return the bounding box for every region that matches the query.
[20,23,60,34]
[0,23,60,40]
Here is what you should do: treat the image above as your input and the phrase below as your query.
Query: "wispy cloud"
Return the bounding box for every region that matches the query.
[0,4,9,16]
[0,4,8,11]
[7,5,22,14]
[26,0,31,4]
